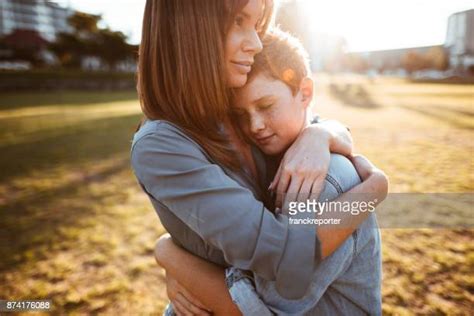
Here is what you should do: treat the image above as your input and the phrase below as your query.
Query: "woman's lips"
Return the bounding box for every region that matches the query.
[232,61,252,73]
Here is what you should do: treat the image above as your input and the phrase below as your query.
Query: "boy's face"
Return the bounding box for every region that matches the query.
[232,73,309,155]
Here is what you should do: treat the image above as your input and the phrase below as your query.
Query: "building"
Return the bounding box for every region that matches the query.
[0,0,72,42]
[445,9,474,72]
[342,9,474,75]
[350,45,446,73]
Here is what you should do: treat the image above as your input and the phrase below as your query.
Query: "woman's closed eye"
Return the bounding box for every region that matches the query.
[234,15,245,27]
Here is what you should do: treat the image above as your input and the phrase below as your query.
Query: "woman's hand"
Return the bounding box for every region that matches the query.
[270,122,353,208]
[349,154,389,201]
[165,272,212,316]
[155,234,240,316]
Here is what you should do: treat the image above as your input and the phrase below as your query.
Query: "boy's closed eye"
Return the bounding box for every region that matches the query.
[258,102,273,110]
[231,109,249,124]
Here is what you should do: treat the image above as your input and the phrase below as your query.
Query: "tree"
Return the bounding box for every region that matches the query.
[402,50,429,74]
[425,47,449,71]
[50,12,101,68]
[402,47,449,74]
[95,29,134,70]
[49,11,135,70]
[49,33,85,68]
[344,54,369,73]
[67,12,101,38]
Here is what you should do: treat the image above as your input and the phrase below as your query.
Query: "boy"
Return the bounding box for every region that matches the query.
[227,29,382,315]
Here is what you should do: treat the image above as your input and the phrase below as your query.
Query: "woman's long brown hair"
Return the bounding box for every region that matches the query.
[138,0,273,170]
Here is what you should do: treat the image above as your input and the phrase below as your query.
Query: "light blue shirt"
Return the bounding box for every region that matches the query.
[131,119,321,299]
[131,119,382,314]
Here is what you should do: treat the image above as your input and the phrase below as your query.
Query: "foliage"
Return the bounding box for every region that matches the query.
[343,54,370,73]
[49,12,136,70]
[402,47,449,74]
[49,33,86,68]
[67,12,101,36]
[94,29,134,69]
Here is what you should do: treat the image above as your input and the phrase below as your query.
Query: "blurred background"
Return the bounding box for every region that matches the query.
[0,0,472,314]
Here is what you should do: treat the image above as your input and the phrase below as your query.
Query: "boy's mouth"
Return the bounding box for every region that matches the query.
[254,134,275,146]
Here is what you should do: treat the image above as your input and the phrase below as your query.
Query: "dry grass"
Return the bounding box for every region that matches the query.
[0,79,472,314]
[316,74,474,315]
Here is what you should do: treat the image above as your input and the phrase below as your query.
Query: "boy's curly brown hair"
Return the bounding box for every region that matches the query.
[248,28,311,96]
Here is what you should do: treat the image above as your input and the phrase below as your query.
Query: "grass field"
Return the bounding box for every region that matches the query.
[0,77,473,315]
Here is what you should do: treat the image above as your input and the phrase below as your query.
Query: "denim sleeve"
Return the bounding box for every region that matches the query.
[311,116,351,133]
[320,154,361,201]
[131,121,320,299]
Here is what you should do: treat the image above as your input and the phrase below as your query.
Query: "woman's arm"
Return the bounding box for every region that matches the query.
[155,234,241,316]
[271,120,353,207]
[132,121,382,299]
[153,152,386,315]
[131,121,317,299]
[156,155,387,314]
[318,154,388,258]
[274,152,387,259]
[155,156,388,315]
[316,119,353,156]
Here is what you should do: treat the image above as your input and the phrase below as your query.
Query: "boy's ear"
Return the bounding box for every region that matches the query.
[299,77,314,108]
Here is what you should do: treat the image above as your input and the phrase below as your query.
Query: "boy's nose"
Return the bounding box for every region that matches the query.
[250,114,265,134]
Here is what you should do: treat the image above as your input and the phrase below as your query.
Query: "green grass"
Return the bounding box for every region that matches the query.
[0,81,473,315]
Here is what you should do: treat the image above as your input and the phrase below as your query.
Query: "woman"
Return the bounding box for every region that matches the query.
[154,29,384,316]
[131,0,387,314]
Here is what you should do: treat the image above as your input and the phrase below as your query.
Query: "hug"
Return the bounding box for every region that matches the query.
[131,0,388,315]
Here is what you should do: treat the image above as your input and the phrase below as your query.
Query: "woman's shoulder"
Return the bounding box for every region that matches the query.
[130,119,212,171]
[132,119,202,152]
[133,119,188,143]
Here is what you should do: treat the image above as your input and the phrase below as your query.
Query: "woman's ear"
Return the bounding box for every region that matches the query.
[299,77,314,108]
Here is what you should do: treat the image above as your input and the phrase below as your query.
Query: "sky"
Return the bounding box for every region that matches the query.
[57,0,474,52]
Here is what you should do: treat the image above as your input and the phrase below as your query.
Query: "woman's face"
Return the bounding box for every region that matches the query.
[225,0,264,88]
[232,73,310,155]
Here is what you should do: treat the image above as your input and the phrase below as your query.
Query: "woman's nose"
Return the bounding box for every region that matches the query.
[242,29,263,55]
